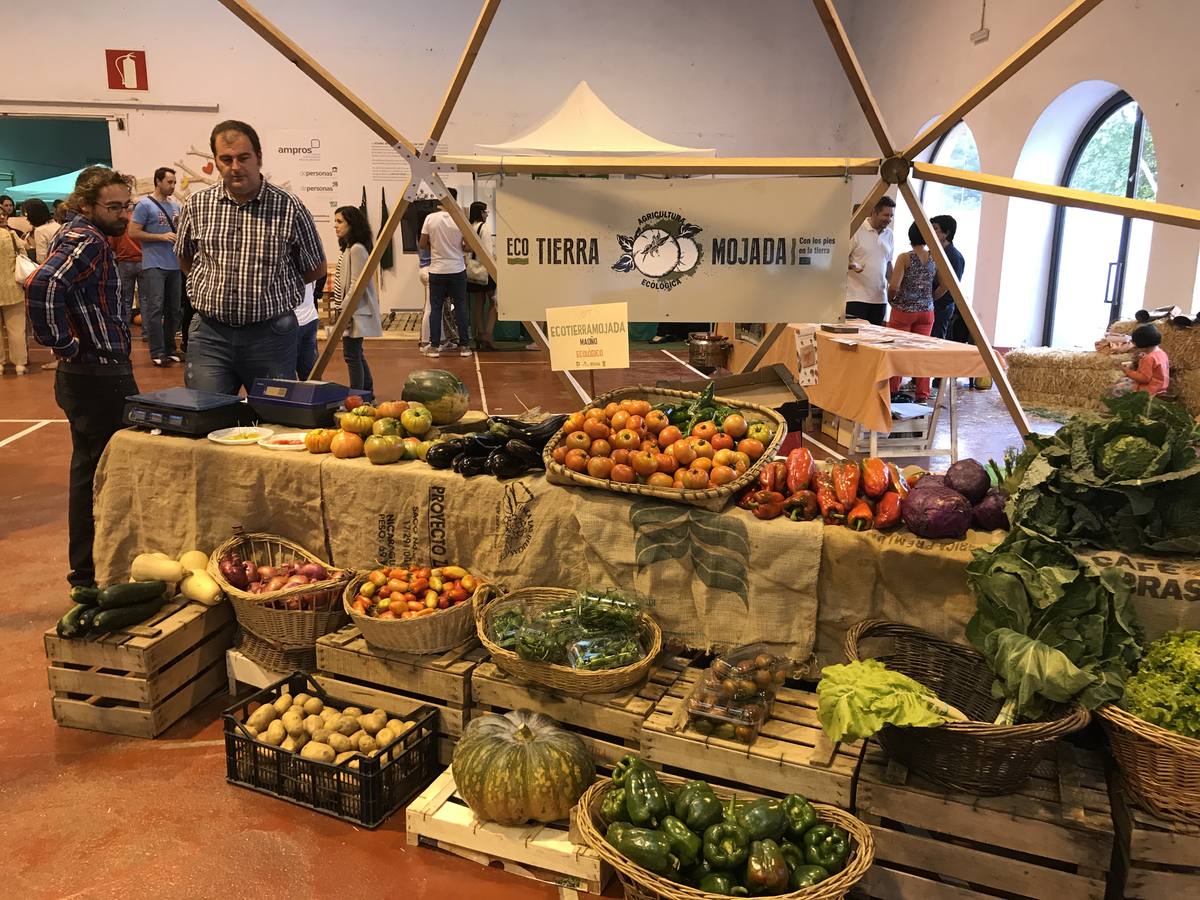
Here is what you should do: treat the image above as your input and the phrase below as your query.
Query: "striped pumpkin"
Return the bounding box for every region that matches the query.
[452,709,594,825]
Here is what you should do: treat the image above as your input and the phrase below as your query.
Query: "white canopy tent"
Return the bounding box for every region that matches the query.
[473,81,714,157]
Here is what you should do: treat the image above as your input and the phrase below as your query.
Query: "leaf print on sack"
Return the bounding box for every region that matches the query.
[634,523,692,566]
[687,515,751,560]
[692,544,751,601]
[629,500,751,607]
[631,502,688,530]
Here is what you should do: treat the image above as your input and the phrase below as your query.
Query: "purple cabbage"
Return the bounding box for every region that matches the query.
[901,484,972,539]
[945,459,991,503]
[972,488,1010,532]
[908,473,945,493]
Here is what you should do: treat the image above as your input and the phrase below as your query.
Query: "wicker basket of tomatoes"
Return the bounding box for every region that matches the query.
[344,564,492,654]
[543,385,786,511]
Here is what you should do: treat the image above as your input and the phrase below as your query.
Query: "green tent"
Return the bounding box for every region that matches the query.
[7,169,83,204]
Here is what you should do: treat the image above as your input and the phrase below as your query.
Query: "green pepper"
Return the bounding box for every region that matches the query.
[682,858,713,887]
[779,839,805,874]
[600,787,630,825]
[698,873,749,896]
[781,794,818,841]
[605,822,678,875]
[803,823,849,873]
[659,815,702,868]
[674,780,725,832]
[745,839,790,895]
[703,820,750,871]
[734,798,787,842]
[790,864,829,889]
[626,764,670,827]
[612,755,646,788]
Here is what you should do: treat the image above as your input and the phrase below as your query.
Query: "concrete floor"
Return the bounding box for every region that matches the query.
[0,332,1055,898]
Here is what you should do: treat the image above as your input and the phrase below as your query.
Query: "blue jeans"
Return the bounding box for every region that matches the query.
[428,271,469,348]
[342,336,373,392]
[185,311,299,395]
[296,320,319,379]
[140,267,182,359]
[932,297,956,340]
[117,260,141,326]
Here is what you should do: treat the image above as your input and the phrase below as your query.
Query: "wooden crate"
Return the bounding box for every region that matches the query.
[469,651,698,768]
[406,766,611,900]
[225,646,285,695]
[1112,784,1200,899]
[640,667,861,807]
[854,742,1113,900]
[45,599,235,738]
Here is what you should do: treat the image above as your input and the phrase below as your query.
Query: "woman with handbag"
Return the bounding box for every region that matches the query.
[0,203,32,374]
[331,206,382,392]
[466,201,497,351]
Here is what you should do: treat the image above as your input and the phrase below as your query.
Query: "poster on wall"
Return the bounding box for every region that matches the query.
[268,129,338,225]
[495,176,849,322]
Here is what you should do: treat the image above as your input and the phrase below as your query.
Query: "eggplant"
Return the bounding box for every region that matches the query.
[461,434,506,457]
[505,439,544,469]
[486,448,528,480]
[487,414,568,447]
[426,440,466,470]
[454,453,489,477]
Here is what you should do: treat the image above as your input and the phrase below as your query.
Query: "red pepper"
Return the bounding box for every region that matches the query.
[736,485,759,510]
[862,458,889,499]
[784,490,819,521]
[832,461,861,507]
[873,491,902,529]
[785,447,814,495]
[847,498,874,531]
[745,490,787,520]
[810,466,829,492]
[814,478,845,525]
[886,462,909,498]
[758,460,788,494]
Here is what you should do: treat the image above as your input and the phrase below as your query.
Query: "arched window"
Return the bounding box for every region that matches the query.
[893,121,982,297]
[1045,92,1156,347]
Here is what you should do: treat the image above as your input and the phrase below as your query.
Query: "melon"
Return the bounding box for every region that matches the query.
[401,369,469,425]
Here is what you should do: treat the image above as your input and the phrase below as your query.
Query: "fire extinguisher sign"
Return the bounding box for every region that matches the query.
[105,50,148,91]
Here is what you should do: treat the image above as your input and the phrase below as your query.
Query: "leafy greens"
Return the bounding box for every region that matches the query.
[1121,631,1200,738]
[816,660,966,743]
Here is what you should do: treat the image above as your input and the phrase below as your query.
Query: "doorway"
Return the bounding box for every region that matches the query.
[0,116,112,191]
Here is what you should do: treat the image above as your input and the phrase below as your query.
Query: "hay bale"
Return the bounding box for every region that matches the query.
[1007,347,1124,416]
[1005,346,1129,371]
[1170,368,1200,418]
[1110,318,1200,369]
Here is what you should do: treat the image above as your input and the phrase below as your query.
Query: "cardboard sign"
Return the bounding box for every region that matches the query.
[496,176,849,322]
[545,302,630,372]
[106,50,148,91]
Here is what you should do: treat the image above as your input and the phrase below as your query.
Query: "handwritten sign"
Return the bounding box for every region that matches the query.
[545,302,630,372]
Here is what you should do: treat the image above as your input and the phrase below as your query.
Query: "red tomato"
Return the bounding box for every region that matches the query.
[611,464,636,484]
[658,426,683,449]
[710,433,735,452]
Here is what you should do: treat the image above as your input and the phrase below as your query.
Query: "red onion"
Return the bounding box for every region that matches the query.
[298,563,328,581]
[266,575,289,592]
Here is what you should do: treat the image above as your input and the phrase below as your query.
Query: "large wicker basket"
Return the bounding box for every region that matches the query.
[342,572,490,654]
[475,587,662,695]
[577,774,873,900]
[209,531,350,650]
[236,629,317,673]
[1096,702,1200,824]
[844,619,1090,795]
[542,386,787,511]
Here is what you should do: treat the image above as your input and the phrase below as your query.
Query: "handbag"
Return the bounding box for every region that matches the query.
[465,222,489,286]
[11,233,37,286]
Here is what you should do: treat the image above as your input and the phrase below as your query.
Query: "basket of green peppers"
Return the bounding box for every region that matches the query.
[474,586,663,695]
[578,756,874,899]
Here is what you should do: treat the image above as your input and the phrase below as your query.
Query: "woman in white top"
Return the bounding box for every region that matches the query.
[466,201,497,351]
[21,198,60,263]
[332,206,382,392]
[0,203,29,373]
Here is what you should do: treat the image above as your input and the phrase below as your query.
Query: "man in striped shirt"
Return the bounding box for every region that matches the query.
[26,166,140,588]
[176,119,326,394]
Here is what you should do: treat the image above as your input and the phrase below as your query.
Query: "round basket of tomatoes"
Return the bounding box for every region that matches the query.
[344,564,491,654]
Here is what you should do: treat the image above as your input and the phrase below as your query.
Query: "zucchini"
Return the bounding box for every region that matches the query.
[56,603,90,638]
[97,580,168,609]
[93,596,169,632]
[78,606,103,634]
[69,585,101,606]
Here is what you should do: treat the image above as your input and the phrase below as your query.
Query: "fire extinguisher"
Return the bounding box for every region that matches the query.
[116,53,138,89]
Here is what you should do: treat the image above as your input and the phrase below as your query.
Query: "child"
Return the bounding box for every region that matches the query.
[1121,324,1170,396]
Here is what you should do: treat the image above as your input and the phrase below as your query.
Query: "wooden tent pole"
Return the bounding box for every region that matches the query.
[427,0,502,149]
[898,180,1032,437]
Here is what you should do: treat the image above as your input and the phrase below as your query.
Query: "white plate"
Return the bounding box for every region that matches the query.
[258,432,308,451]
[207,426,274,445]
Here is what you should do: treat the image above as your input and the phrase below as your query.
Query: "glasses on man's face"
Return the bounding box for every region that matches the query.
[100,202,134,213]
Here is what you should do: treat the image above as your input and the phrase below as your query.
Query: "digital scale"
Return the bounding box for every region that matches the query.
[124,387,254,436]
[247,378,370,429]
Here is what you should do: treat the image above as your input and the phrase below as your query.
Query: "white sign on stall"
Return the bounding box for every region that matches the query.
[545,302,630,372]
[496,176,849,322]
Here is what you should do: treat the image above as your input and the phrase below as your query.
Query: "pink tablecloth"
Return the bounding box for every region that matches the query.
[801,323,989,434]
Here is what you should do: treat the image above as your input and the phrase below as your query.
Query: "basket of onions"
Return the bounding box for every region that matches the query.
[208,530,351,649]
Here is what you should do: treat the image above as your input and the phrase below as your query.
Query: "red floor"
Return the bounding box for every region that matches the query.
[0,333,1053,897]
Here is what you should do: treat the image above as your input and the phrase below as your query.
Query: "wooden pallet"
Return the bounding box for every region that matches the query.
[640,667,861,807]
[854,742,1113,900]
[226,646,285,694]
[1111,783,1200,899]
[470,652,698,768]
[45,600,235,738]
[406,766,611,900]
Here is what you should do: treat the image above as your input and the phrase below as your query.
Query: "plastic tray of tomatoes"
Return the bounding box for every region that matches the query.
[685,674,774,744]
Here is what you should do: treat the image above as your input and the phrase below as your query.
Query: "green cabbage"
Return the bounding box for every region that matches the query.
[817,660,963,742]
[1099,435,1163,480]
[1120,631,1200,738]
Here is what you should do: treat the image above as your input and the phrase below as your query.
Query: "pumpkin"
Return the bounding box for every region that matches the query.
[451,709,594,825]
[402,369,469,425]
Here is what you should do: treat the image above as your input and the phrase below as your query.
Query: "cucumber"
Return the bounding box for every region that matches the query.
[97,580,168,609]
[93,596,170,632]
[69,585,101,606]
[56,603,90,638]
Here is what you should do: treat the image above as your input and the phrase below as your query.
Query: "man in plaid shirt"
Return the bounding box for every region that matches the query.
[26,166,140,588]
[176,120,326,393]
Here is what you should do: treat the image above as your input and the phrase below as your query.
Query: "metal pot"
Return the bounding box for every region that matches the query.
[687,332,730,370]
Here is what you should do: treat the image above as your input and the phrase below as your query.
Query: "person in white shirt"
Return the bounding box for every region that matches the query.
[294,281,319,379]
[418,187,471,358]
[845,195,895,326]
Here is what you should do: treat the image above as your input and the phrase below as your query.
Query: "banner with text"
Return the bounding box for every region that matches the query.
[496,176,849,322]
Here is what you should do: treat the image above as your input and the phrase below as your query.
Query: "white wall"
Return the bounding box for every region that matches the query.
[843,0,1200,346]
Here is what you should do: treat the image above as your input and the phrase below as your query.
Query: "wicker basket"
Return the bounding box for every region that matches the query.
[542,386,787,510]
[342,572,490,654]
[1096,703,1200,824]
[577,774,873,900]
[236,629,317,673]
[475,587,662,695]
[208,531,350,650]
[844,619,1090,795]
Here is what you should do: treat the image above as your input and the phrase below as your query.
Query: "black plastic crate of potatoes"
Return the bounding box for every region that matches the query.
[223,671,438,828]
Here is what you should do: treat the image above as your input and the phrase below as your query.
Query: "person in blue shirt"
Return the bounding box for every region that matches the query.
[930,214,966,342]
[129,167,183,366]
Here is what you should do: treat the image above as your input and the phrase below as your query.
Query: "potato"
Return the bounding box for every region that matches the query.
[293,693,312,709]
[349,729,367,747]
[334,750,359,766]
[312,728,332,744]
[357,713,386,736]
[300,741,336,763]
[374,727,395,749]
[245,724,260,739]
[303,715,324,736]
[385,718,406,734]
[327,733,351,754]
[342,707,363,718]
[246,703,278,732]
[371,708,387,719]
[357,735,377,754]
[272,694,294,715]
[301,696,324,716]
[368,749,380,757]
[281,710,306,738]
[335,716,360,737]
[345,757,361,771]
[282,732,309,753]
[320,707,341,723]
[260,721,286,746]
